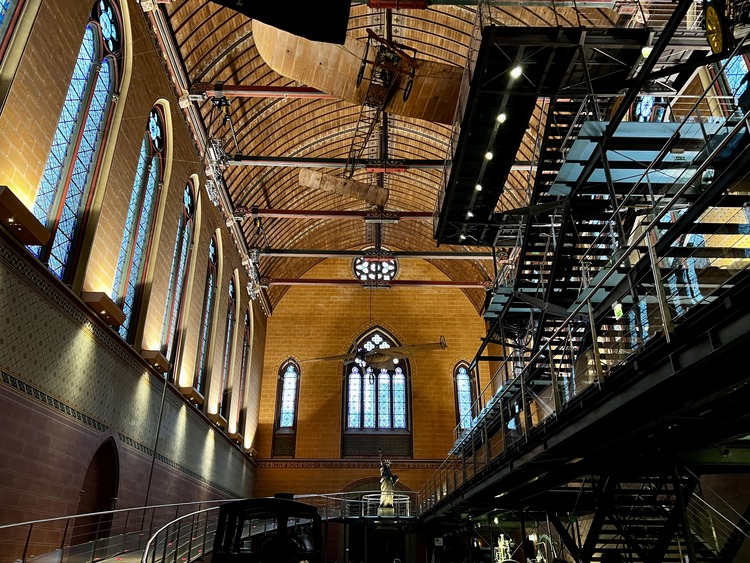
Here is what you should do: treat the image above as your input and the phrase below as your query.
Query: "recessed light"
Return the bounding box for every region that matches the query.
[475,184,482,192]
[496,113,507,123]
[510,65,523,79]
[485,152,493,160]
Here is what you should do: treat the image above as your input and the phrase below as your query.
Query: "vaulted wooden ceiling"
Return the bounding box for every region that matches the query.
[155,1,684,312]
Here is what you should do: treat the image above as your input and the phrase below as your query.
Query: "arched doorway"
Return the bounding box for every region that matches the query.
[72,438,119,546]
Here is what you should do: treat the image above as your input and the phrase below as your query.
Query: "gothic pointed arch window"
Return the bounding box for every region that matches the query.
[193,235,219,401]
[234,309,251,437]
[723,55,749,98]
[454,362,478,432]
[113,105,165,342]
[1,0,42,111]
[0,0,23,57]
[343,327,412,457]
[161,181,194,374]
[218,277,237,421]
[272,359,300,457]
[31,0,124,282]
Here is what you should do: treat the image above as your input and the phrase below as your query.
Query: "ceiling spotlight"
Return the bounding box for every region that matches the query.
[459,234,467,241]
[510,65,523,79]
[475,184,482,192]
[641,46,653,58]
[485,151,493,160]
[496,112,507,123]
[466,211,474,218]
[393,358,399,365]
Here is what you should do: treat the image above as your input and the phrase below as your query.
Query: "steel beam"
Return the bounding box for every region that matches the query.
[227,156,445,170]
[227,156,533,171]
[257,249,495,260]
[262,278,489,288]
[245,209,434,221]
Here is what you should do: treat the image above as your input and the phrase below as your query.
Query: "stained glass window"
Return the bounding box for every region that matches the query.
[113,106,165,341]
[347,368,362,428]
[393,368,406,428]
[31,0,123,282]
[195,236,218,398]
[353,254,398,282]
[345,329,410,430]
[455,365,474,431]
[235,311,250,434]
[0,0,22,57]
[724,55,749,98]
[377,370,391,427]
[278,362,299,428]
[219,278,236,420]
[363,369,376,428]
[161,182,194,370]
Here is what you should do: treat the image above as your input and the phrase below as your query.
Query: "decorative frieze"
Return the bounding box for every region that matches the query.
[1,369,108,432]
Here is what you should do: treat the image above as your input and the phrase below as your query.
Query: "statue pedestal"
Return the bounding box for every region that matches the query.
[377,506,395,517]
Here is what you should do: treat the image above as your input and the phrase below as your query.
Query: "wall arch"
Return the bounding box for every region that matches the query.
[72,437,120,544]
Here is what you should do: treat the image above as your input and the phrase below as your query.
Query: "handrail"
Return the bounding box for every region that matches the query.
[141,506,221,563]
[0,499,229,530]
[0,499,238,563]
[579,31,750,262]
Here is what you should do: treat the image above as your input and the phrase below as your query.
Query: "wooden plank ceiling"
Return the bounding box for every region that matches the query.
[161,2,633,311]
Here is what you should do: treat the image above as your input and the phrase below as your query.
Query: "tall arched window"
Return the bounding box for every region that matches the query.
[454,363,478,432]
[0,1,23,57]
[31,0,123,282]
[113,105,165,341]
[218,277,236,421]
[724,55,749,98]
[161,182,194,374]
[194,236,218,400]
[273,359,300,457]
[343,328,412,457]
[234,309,251,437]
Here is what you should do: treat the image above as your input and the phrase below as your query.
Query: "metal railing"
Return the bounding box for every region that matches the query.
[687,493,750,555]
[0,500,234,563]
[140,492,418,562]
[422,95,750,514]
[142,506,222,563]
[1,491,420,563]
[294,491,418,521]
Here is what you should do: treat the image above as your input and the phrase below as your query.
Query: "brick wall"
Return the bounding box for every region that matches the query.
[0,0,261,543]
[254,257,487,497]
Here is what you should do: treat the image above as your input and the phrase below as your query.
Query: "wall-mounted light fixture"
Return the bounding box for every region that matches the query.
[142,349,170,373]
[0,186,51,247]
[81,292,126,328]
[208,411,227,428]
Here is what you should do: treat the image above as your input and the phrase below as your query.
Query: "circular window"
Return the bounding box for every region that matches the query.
[353,255,398,282]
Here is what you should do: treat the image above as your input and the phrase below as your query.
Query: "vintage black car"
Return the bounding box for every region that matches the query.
[212,497,324,563]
